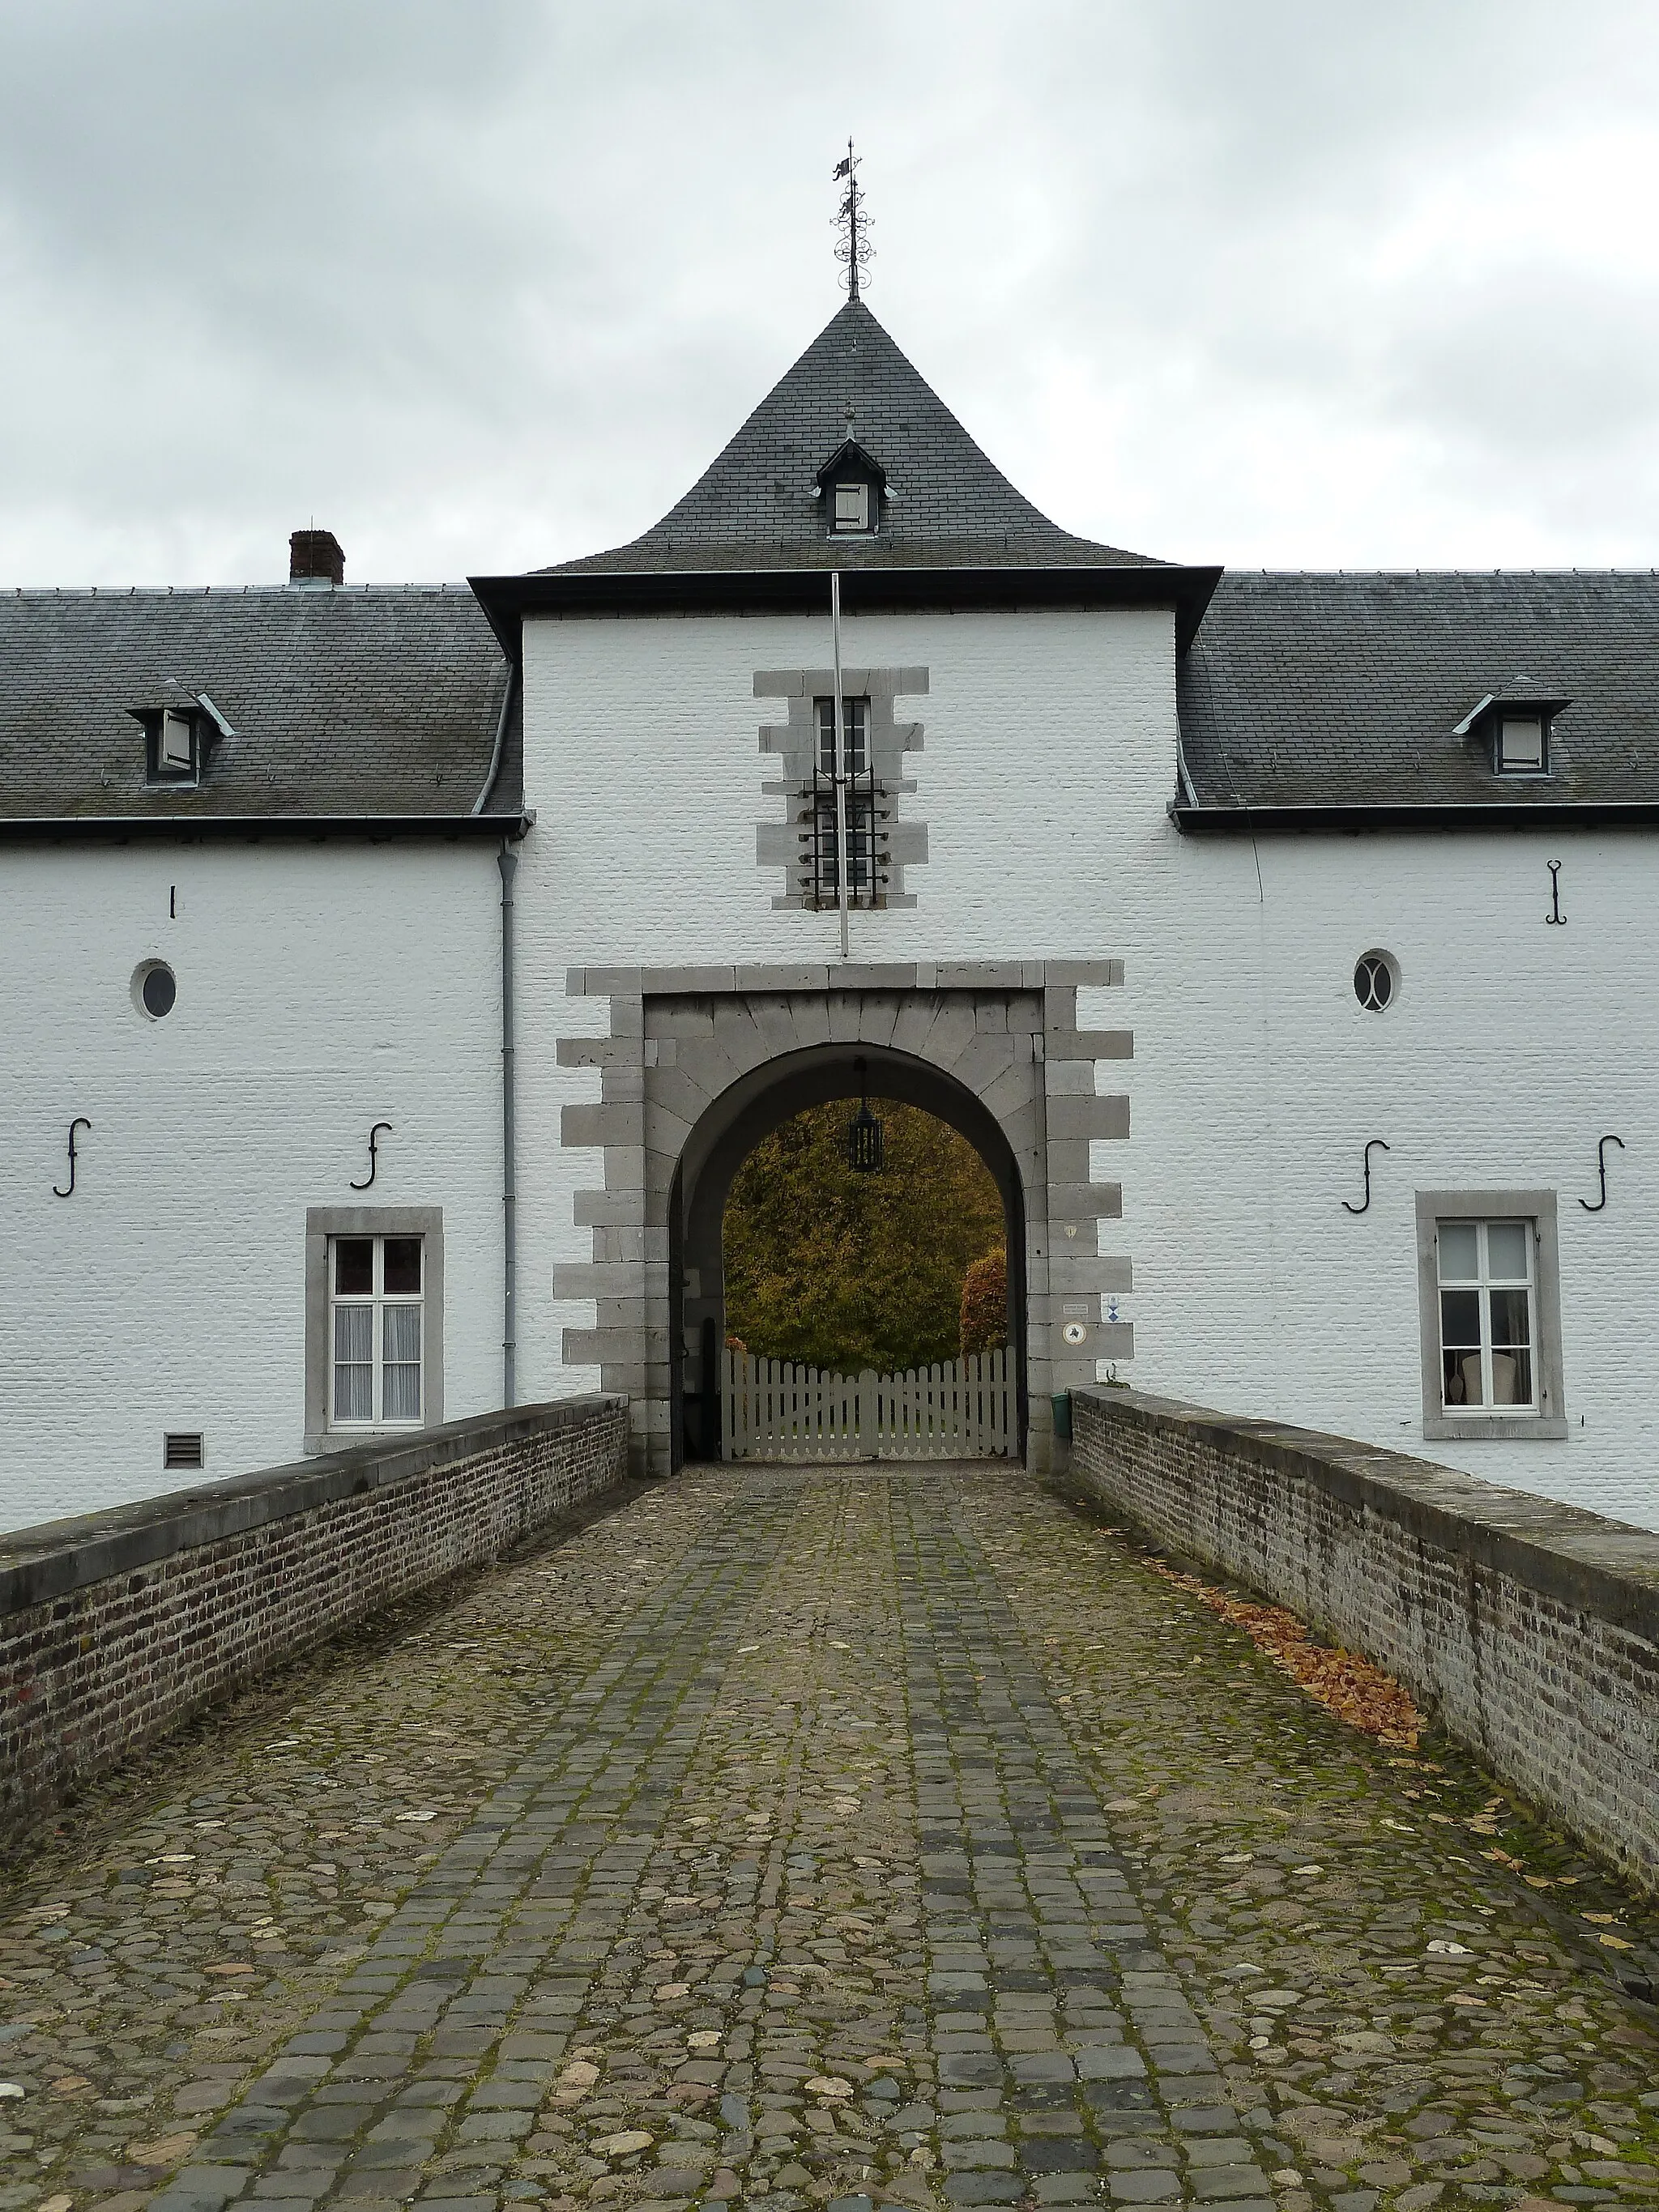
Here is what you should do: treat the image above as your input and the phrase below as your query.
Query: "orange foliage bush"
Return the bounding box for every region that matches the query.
[960,1247,1009,1356]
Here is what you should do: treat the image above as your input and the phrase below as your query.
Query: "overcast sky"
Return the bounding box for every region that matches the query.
[5,0,1659,586]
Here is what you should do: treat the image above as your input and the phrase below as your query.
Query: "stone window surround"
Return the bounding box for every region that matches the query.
[754,667,928,911]
[305,1205,445,1455]
[554,958,1134,1477]
[1415,1187,1567,1442]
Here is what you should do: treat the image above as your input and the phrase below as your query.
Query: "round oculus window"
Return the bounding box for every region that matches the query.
[1354,951,1397,1012]
[135,961,177,1018]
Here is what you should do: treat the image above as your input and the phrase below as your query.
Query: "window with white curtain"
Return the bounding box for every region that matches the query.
[1435,1218,1535,1412]
[329,1234,424,1429]
[1415,1189,1566,1440]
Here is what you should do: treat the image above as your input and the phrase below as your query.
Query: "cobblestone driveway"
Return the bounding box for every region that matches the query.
[2,1468,1655,2212]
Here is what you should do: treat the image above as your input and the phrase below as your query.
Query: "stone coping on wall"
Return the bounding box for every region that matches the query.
[0,1397,625,1617]
[565,957,1124,995]
[1075,1387,1659,1639]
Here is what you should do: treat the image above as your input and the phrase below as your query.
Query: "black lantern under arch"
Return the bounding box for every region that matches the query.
[847,1057,884,1173]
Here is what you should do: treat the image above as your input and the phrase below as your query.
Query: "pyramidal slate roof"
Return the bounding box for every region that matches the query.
[545,300,1167,574]
[0,585,519,828]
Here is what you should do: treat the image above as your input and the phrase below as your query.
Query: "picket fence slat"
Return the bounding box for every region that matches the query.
[722,1345,1013,1461]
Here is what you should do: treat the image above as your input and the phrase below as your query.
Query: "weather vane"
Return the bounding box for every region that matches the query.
[833,139,872,300]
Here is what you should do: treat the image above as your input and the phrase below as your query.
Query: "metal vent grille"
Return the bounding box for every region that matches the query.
[164,1431,204,1470]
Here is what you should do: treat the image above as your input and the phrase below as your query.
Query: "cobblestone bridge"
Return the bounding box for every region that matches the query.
[2,1468,1655,2212]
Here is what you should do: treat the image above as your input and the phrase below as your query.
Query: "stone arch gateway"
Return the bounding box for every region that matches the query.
[672,1041,1027,1466]
[555,961,1135,1477]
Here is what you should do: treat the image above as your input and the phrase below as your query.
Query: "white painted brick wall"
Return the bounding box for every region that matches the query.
[1098,826,1659,1532]
[517,607,1659,1532]
[0,843,504,1532]
[9,603,1653,1538]
[512,606,1175,1409]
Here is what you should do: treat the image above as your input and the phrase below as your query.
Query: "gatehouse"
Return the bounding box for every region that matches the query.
[5,284,1658,1529]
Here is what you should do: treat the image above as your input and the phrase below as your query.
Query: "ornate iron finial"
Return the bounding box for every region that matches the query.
[833,139,872,300]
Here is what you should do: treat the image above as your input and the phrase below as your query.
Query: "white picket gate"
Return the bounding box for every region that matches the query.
[720,1345,1015,1461]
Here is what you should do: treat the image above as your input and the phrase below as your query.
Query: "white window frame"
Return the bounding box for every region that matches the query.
[1415,1190,1566,1441]
[328,1233,424,1430]
[1434,1217,1537,1414]
[304,1206,443,1453]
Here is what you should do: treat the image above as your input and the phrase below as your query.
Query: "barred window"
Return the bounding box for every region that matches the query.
[812,790,876,901]
[809,696,878,910]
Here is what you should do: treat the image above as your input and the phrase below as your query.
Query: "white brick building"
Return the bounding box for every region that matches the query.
[4,308,1655,1532]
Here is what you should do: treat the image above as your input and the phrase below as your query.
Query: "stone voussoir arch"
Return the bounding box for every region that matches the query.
[554,961,1134,1476]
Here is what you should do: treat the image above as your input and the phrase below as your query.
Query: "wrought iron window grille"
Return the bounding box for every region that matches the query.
[807,695,883,911]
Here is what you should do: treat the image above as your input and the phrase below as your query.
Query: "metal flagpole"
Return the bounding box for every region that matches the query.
[830,569,850,959]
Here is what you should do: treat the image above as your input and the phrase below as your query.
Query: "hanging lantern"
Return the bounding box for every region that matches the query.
[847,1057,885,1173]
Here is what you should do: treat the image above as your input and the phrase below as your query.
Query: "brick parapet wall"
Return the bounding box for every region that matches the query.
[1069,1387,1659,1890]
[0,1396,629,1830]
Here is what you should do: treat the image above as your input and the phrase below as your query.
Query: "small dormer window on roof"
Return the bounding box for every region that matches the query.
[1452,680,1569,780]
[814,436,886,538]
[128,686,235,790]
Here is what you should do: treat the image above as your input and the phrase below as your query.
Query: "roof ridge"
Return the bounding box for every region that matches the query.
[4,582,472,599]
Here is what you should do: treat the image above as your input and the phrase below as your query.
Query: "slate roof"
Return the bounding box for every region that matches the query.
[1179,570,1659,816]
[546,300,1167,574]
[0,585,518,825]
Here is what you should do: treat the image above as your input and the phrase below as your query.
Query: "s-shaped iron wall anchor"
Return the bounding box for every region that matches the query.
[53,1117,92,1198]
[1341,1137,1392,1216]
[1546,859,1566,925]
[351,1122,393,1191]
[1580,1132,1625,1213]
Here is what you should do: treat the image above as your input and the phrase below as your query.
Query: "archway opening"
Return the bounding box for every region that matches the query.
[670,1045,1027,1466]
[723,1099,1010,1376]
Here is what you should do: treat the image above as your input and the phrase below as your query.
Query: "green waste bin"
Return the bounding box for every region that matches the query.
[1051,1391,1073,1443]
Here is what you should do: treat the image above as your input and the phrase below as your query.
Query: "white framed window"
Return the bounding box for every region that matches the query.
[1435,1219,1535,1412]
[1416,1191,1565,1440]
[329,1234,424,1428]
[305,1206,443,1452]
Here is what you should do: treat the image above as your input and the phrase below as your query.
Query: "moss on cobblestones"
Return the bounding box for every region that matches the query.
[0,1468,1653,2212]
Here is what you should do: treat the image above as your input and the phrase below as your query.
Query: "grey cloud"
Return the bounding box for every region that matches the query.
[3,0,1659,583]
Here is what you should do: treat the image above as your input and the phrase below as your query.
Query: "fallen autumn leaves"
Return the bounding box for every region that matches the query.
[1147,1558,1425,1747]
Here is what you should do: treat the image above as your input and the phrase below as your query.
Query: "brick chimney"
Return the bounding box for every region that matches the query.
[288,528,345,586]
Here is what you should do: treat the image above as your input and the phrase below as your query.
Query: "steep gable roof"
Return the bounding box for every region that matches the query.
[546,300,1167,574]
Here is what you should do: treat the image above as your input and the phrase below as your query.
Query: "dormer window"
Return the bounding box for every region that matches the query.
[814,437,885,538]
[129,704,200,786]
[129,688,232,789]
[834,482,870,532]
[1451,682,1567,780]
